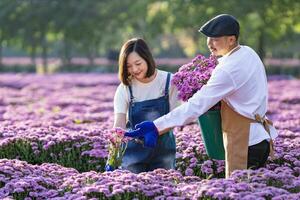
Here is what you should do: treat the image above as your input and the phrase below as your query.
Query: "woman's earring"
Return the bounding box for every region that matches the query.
[127,74,132,82]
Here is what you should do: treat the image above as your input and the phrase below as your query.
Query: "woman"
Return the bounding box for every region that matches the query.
[112,38,178,173]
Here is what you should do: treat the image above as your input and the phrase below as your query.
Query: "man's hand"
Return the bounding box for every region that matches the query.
[125,121,159,148]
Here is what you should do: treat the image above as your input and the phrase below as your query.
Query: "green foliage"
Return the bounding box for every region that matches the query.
[265,66,300,77]
[58,64,118,73]
[0,139,106,173]
[0,0,299,64]
[13,190,31,200]
[86,192,153,200]
[0,65,36,72]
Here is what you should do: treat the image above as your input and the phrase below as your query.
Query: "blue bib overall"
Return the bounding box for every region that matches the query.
[121,73,176,173]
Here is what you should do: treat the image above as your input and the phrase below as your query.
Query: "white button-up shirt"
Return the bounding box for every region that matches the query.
[154,45,278,146]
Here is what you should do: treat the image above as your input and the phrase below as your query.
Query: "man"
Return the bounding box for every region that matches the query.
[125,14,278,178]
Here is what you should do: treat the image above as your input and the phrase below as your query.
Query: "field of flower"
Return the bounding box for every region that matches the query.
[0,73,299,199]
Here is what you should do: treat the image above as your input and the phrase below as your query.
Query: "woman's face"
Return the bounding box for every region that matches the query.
[127,51,148,82]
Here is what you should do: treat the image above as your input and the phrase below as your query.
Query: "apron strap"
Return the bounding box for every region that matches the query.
[254,114,275,159]
[164,73,171,96]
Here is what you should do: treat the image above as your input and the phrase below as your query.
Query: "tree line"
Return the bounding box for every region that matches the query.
[0,0,299,71]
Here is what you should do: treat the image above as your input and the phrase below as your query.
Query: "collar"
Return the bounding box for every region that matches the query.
[224,45,241,57]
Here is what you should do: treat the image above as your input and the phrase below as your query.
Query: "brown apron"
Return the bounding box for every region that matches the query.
[221,100,274,178]
[219,46,274,178]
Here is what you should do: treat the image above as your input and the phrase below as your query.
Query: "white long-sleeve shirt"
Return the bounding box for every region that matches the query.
[154,45,278,146]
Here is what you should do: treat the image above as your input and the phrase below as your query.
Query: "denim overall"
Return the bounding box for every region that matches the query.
[121,73,176,173]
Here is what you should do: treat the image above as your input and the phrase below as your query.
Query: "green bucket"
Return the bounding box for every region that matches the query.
[198,109,225,160]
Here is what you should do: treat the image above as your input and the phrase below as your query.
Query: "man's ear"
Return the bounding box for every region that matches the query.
[228,35,236,45]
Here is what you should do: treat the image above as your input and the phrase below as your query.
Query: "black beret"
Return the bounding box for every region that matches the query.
[199,14,239,37]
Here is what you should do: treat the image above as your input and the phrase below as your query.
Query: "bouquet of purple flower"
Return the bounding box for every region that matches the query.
[172,54,218,102]
[172,54,225,160]
[105,127,129,171]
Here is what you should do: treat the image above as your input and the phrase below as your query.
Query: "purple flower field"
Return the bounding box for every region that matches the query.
[0,73,299,199]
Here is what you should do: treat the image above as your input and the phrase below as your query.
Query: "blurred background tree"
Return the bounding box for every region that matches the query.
[0,0,299,72]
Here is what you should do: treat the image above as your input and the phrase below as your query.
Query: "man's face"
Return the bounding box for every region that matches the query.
[207,36,235,56]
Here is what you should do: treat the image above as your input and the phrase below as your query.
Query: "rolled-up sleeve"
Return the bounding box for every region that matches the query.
[154,68,236,131]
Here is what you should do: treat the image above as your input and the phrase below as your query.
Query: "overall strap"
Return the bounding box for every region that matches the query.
[128,85,134,103]
[164,73,171,96]
[127,85,134,129]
